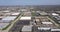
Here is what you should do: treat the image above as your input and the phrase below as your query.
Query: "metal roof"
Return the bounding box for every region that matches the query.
[2,16,16,20]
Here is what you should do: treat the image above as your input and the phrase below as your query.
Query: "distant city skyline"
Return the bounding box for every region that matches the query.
[0,0,60,5]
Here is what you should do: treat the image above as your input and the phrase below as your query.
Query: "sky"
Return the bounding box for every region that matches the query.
[0,0,60,5]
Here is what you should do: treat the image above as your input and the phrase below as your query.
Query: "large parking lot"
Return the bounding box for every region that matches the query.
[9,20,31,32]
[16,20,30,25]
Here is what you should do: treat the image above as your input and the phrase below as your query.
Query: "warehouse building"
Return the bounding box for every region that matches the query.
[51,28,60,32]
[21,25,33,32]
[38,27,51,31]
[52,13,59,16]
[2,16,16,20]
[11,12,20,16]
[41,22,53,25]
[0,20,11,23]
[20,17,31,20]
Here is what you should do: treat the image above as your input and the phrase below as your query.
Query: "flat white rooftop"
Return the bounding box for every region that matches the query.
[2,10,10,13]
[0,16,4,18]
[52,13,59,16]
[38,27,50,30]
[51,29,60,31]
[2,16,16,20]
[0,20,11,23]
[22,25,33,31]
[20,17,31,20]
[42,22,53,24]
[11,13,20,16]
[5,13,11,15]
